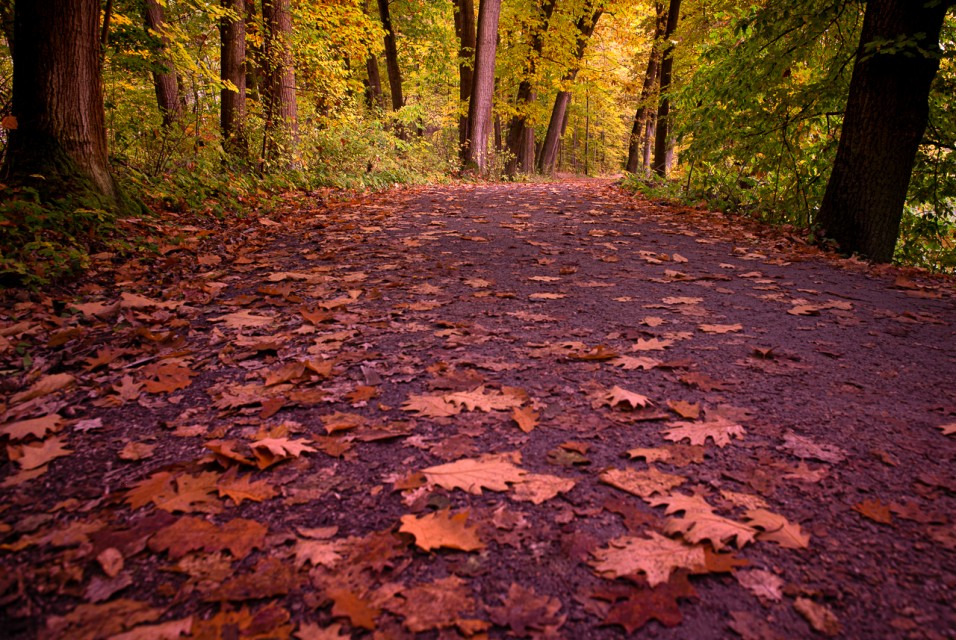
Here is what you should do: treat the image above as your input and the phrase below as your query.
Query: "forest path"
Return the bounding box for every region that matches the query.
[2,181,955,638]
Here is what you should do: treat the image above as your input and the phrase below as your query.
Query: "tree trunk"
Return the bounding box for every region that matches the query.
[505,0,557,176]
[652,0,680,177]
[0,0,14,57]
[537,5,603,175]
[263,0,298,166]
[464,0,502,173]
[625,2,665,173]
[143,0,182,127]
[816,0,954,262]
[453,0,476,164]
[377,0,404,111]
[3,0,128,210]
[365,55,384,108]
[642,111,656,169]
[220,0,247,158]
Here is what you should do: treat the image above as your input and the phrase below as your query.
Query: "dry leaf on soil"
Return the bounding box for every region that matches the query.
[422,454,527,494]
[590,532,706,587]
[600,466,685,498]
[399,509,484,552]
[744,509,810,549]
[663,419,745,448]
[511,473,576,504]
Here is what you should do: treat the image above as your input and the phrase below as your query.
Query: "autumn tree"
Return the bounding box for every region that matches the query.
[142,0,183,127]
[816,0,956,262]
[625,2,664,174]
[538,2,603,175]
[453,0,477,164]
[651,0,680,177]
[262,0,298,166]
[464,0,502,173]
[377,0,405,112]
[504,0,557,176]
[220,0,248,158]
[2,0,132,211]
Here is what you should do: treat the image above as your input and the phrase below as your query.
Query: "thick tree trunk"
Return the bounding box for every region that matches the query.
[220,0,247,158]
[505,0,557,176]
[816,0,954,262]
[377,0,404,111]
[365,55,384,108]
[263,0,298,166]
[652,0,680,177]
[625,2,665,173]
[464,0,502,173]
[537,6,603,175]
[453,0,476,164]
[143,0,182,127]
[3,0,127,209]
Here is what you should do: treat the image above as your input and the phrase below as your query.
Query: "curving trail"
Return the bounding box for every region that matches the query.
[2,181,954,638]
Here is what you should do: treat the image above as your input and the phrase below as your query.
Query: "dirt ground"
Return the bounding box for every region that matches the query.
[1,180,955,639]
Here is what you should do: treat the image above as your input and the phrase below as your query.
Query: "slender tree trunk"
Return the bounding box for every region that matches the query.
[453,0,476,164]
[220,0,247,158]
[3,0,129,210]
[262,0,298,166]
[365,55,384,108]
[143,0,182,127]
[642,112,656,169]
[244,0,263,101]
[538,5,603,175]
[652,0,680,177]
[625,2,665,173]
[377,0,404,111]
[816,0,954,262]
[505,0,557,175]
[464,0,502,173]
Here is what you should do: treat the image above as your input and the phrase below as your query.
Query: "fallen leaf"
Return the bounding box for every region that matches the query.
[0,414,63,441]
[600,466,685,498]
[794,597,841,636]
[213,310,275,329]
[632,338,673,351]
[119,441,156,461]
[487,583,565,637]
[596,572,697,632]
[251,437,317,469]
[217,467,276,505]
[109,617,192,640]
[511,473,575,504]
[780,431,845,464]
[389,575,475,633]
[590,532,706,586]
[699,323,743,334]
[401,394,461,417]
[936,423,955,437]
[511,406,539,433]
[744,509,810,549]
[610,355,661,370]
[736,569,784,603]
[602,385,652,410]
[853,499,892,524]
[11,373,75,405]
[400,509,484,552]
[444,386,524,412]
[667,400,700,419]
[422,454,527,494]
[16,437,72,470]
[663,419,745,447]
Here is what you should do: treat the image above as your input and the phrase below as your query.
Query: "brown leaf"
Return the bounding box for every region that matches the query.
[600,466,685,498]
[699,323,743,334]
[401,394,461,417]
[744,509,810,549]
[109,617,193,640]
[149,516,266,560]
[590,532,706,586]
[602,385,652,410]
[609,355,661,370]
[599,572,697,632]
[444,386,524,412]
[391,575,474,633]
[251,437,317,469]
[14,436,72,470]
[487,583,565,637]
[736,569,784,603]
[43,599,164,640]
[663,419,745,448]
[0,414,63,441]
[11,373,75,405]
[328,589,379,630]
[422,454,527,494]
[852,499,892,524]
[399,509,485,552]
[217,467,276,505]
[511,406,539,433]
[511,473,576,504]
[118,441,156,461]
[667,400,700,419]
[143,363,196,394]
[793,597,841,636]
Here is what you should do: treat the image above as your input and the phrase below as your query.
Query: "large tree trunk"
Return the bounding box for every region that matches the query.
[3,0,126,209]
[365,55,385,108]
[453,0,476,164]
[220,0,247,158]
[464,0,502,174]
[377,0,404,111]
[143,0,182,127]
[625,2,665,174]
[262,0,298,166]
[505,0,557,176]
[652,0,680,177]
[537,5,603,175]
[816,0,954,262]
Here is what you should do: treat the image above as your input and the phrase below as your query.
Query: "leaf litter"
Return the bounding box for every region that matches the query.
[0,181,954,638]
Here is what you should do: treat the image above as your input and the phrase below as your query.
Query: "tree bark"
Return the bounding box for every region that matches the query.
[464,0,502,173]
[652,0,680,177]
[453,0,476,164]
[365,55,384,108]
[3,0,127,209]
[505,0,557,176]
[816,0,954,262]
[220,0,247,158]
[537,5,603,175]
[143,0,182,127]
[377,0,404,111]
[263,0,298,166]
[625,2,665,173]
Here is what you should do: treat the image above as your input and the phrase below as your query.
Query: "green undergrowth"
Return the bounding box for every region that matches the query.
[620,172,956,274]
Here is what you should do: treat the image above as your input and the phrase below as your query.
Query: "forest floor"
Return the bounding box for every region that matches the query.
[1,179,955,639]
